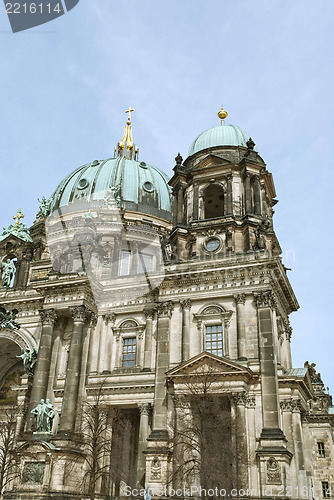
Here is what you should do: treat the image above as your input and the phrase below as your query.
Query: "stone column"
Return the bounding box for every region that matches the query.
[193,181,199,220]
[176,185,185,225]
[59,305,90,434]
[26,308,58,430]
[235,293,247,360]
[255,291,283,437]
[143,307,155,370]
[131,242,139,275]
[101,313,116,373]
[253,174,261,215]
[137,403,150,487]
[246,395,259,493]
[244,171,252,214]
[232,392,249,489]
[150,301,173,438]
[281,400,298,492]
[172,187,178,226]
[111,235,121,278]
[180,299,191,362]
[291,399,307,490]
[226,173,233,215]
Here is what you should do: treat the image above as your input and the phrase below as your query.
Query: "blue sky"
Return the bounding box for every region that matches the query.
[0,0,333,390]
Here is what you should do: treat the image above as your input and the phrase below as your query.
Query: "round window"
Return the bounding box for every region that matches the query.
[78,178,89,190]
[140,162,147,169]
[143,181,154,193]
[205,237,220,252]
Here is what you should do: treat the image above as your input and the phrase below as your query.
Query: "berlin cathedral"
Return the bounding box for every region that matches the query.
[0,107,333,499]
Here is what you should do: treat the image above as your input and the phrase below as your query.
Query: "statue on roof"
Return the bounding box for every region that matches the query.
[0,257,16,287]
[36,197,52,218]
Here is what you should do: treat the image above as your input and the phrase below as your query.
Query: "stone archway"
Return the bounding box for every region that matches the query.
[0,328,36,402]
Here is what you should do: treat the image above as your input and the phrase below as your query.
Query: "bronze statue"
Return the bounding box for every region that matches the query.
[0,257,16,287]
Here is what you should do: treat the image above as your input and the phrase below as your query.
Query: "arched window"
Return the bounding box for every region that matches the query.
[203,185,225,219]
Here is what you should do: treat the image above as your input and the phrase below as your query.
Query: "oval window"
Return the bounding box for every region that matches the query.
[143,181,154,193]
[78,178,89,190]
[205,237,220,252]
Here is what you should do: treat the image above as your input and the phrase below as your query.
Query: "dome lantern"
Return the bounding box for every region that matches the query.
[115,106,139,161]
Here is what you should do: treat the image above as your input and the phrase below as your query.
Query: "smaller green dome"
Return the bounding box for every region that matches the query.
[188,124,254,157]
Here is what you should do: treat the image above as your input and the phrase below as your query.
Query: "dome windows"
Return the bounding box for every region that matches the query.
[77,178,89,190]
[143,181,154,193]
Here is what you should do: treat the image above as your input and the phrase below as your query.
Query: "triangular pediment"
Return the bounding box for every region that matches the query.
[192,154,233,172]
[167,352,255,380]
[0,233,32,248]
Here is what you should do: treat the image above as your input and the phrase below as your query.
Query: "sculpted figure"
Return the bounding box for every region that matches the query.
[31,399,47,432]
[31,398,55,433]
[0,257,16,287]
[16,348,37,376]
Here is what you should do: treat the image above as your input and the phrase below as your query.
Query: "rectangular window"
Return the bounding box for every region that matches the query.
[322,482,330,498]
[122,337,136,368]
[120,250,131,276]
[138,253,153,274]
[318,442,326,457]
[205,324,223,356]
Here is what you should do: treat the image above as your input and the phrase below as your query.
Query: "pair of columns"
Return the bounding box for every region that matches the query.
[27,305,93,434]
[244,171,261,215]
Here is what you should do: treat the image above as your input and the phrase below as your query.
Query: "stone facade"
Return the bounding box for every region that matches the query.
[0,120,333,500]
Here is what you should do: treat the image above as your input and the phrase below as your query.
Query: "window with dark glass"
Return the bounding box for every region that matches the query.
[122,337,136,368]
[120,250,131,276]
[205,324,223,356]
[138,253,153,274]
[322,482,330,498]
[318,442,326,457]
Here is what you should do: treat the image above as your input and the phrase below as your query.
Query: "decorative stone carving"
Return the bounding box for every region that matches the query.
[138,403,150,416]
[202,306,221,315]
[254,291,277,309]
[266,457,281,484]
[150,457,162,480]
[234,293,246,305]
[39,309,57,327]
[16,348,38,376]
[246,395,256,408]
[232,391,247,406]
[0,307,20,330]
[103,313,116,326]
[157,301,174,318]
[144,306,157,318]
[121,320,138,328]
[31,398,56,433]
[22,462,45,484]
[180,298,191,309]
[70,305,90,323]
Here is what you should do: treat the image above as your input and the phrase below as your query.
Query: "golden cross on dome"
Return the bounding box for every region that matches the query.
[125,106,135,125]
[13,208,25,226]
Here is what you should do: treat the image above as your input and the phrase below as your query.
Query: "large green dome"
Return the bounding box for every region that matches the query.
[49,156,172,220]
[188,124,254,157]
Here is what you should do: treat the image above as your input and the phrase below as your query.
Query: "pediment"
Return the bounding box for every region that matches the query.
[192,154,233,172]
[167,351,255,380]
[0,233,28,247]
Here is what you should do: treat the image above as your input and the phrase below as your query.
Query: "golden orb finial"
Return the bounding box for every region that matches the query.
[217,106,228,124]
